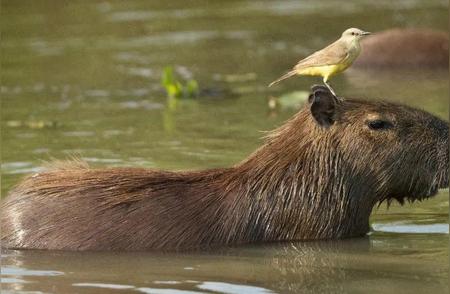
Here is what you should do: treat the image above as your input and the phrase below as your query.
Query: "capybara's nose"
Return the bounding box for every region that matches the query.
[437,120,449,189]
[439,122,449,140]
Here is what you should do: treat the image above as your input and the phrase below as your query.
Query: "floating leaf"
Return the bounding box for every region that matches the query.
[272,91,310,110]
[6,120,59,129]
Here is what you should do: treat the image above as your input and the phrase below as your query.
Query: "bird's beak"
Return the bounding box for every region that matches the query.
[362,31,371,36]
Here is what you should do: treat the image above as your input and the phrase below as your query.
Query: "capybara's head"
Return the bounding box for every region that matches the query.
[300,86,448,206]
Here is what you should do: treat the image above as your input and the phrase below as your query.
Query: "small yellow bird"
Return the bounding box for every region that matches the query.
[269,28,371,96]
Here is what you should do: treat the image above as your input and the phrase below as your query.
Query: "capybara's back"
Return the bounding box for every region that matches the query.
[1,161,230,251]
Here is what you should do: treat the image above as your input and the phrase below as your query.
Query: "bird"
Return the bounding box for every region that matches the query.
[269,28,371,96]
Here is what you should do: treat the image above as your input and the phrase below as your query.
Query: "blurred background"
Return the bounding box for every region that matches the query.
[1,1,448,294]
[2,0,448,188]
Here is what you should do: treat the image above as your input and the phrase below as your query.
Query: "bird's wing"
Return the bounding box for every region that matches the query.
[294,41,349,70]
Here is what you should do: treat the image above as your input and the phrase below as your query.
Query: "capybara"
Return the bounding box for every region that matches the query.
[1,86,448,251]
[354,28,449,68]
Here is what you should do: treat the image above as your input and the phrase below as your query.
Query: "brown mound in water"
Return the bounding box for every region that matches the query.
[354,28,449,69]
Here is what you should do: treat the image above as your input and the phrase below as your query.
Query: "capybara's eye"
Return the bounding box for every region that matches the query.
[368,120,392,130]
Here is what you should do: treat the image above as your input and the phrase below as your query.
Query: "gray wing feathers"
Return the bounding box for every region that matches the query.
[268,39,349,87]
[294,41,348,70]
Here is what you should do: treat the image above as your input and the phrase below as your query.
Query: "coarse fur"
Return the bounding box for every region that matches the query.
[1,86,448,251]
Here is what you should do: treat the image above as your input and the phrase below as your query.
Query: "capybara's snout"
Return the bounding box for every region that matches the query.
[433,117,449,189]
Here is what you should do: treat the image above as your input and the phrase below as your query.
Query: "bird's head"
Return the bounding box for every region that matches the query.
[342,28,371,41]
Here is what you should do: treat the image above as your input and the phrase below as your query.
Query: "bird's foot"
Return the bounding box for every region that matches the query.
[323,82,344,102]
[323,81,336,96]
[311,84,344,103]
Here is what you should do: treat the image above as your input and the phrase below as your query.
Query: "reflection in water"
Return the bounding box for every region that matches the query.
[373,223,449,234]
[2,235,448,294]
[163,96,180,134]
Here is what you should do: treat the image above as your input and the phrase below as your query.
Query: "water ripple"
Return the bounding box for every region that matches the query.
[373,223,449,234]
[2,266,64,277]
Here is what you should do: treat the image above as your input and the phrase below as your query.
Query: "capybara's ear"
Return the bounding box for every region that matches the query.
[310,84,329,93]
[310,89,336,128]
[309,85,329,103]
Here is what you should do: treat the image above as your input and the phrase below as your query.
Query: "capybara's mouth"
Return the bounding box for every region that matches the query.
[438,175,449,189]
[378,184,442,208]
[381,168,449,207]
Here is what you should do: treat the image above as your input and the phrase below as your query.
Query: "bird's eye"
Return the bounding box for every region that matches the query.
[367,120,393,130]
[351,32,355,36]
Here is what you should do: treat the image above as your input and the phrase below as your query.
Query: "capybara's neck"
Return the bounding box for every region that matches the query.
[216,111,374,244]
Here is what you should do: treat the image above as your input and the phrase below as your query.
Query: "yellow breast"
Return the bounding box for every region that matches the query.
[297,63,350,79]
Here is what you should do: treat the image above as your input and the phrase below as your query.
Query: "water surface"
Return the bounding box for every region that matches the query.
[1,0,448,293]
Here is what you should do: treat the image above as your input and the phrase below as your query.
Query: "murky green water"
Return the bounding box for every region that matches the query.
[1,1,448,293]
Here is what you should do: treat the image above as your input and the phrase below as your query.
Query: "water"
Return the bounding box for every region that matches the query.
[1,0,448,293]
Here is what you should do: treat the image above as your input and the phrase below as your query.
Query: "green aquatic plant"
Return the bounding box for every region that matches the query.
[161,66,199,98]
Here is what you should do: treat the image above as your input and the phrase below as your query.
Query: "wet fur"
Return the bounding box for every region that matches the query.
[1,88,448,251]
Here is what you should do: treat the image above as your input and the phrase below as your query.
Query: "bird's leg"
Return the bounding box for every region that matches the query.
[322,79,337,97]
[322,78,344,102]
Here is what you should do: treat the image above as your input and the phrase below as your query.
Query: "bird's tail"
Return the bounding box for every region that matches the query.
[268,70,297,87]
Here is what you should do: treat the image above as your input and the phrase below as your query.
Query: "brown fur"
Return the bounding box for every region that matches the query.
[1,87,448,251]
[354,28,449,68]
